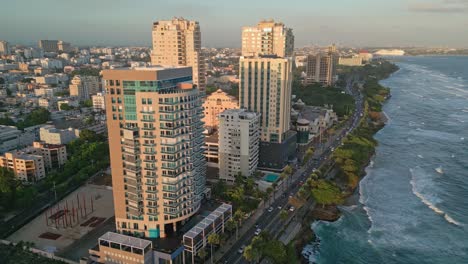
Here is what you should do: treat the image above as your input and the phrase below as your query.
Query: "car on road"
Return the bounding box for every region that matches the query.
[254,228,262,236]
[267,207,273,213]
[238,245,246,254]
[289,206,295,212]
[277,205,282,210]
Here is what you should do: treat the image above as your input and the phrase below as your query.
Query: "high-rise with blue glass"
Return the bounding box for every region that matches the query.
[103,66,206,239]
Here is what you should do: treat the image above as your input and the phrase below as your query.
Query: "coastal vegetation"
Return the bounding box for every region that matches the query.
[243,232,299,264]
[0,242,66,264]
[289,59,399,259]
[292,83,355,117]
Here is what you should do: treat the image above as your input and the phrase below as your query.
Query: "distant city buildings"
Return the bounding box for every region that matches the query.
[0,40,10,55]
[374,49,405,56]
[0,125,37,154]
[218,109,260,182]
[339,56,364,67]
[151,17,206,91]
[69,75,101,100]
[241,20,294,57]
[202,89,239,129]
[38,40,59,53]
[102,66,206,239]
[306,45,338,86]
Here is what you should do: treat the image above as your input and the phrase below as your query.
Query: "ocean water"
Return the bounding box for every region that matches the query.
[304,56,468,264]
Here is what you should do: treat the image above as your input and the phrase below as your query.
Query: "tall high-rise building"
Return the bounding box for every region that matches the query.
[239,56,293,143]
[69,75,101,100]
[150,18,206,91]
[241,20,294,57]
[103,66,206,238]
[0,40,10,56]
[57,40,71,52]
[218,109,260,182]
[306,45,338,86]
[38,40,59,52]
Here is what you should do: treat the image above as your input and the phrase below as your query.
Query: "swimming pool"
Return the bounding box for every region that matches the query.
[263,174,280,183]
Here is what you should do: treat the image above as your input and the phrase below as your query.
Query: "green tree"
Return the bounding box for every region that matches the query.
[0,117,15,126]
[207,233,221,264]
[233,209,244,239]
[17,108,50,129]
[311,180,343,208]
[80,129,101,142]
[0,168,18,209]
[59,103,73,111]
[81,99,93,108]
[280,209,289,222]
[197,248,207,263]
[6,88,12,97]
[225,219,237,235]
[244,244,262,263]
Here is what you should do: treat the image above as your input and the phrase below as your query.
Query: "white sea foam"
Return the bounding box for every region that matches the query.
[417,155,424,159]
[409,168,462,227]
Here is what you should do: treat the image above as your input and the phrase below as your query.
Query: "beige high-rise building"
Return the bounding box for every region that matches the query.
[239,56,293,143]
[103,66,205,238]
[0,40,10,56]
[69,75,101,100]
[202,89,239,129]
[0,152,46,183]
[241,20,294,57]
[38,40,59,53]
[151,18,206,91]
[306,45,338,86]
[57,40,71,52]
[92,92,106,112]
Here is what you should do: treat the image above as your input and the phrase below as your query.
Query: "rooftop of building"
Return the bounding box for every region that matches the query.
[205,130,219,144]
[108,65,191,72]
[220,108,259,120]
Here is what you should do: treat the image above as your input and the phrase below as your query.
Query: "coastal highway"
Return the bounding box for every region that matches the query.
[219,79,365,264]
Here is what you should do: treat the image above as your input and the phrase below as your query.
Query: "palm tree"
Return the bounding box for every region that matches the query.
[198,248,207,263]
[233,209,244,239]
[225,219,237,235]
[207,233,221,264]
[284,165,293,186]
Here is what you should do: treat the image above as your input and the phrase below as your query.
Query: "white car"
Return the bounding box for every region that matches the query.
[238,245,246,254]
[267,207,273,213]
[254,228,261,236]
[289,206,295,212]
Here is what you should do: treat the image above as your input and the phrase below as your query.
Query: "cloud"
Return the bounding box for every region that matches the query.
[409,0,468,13]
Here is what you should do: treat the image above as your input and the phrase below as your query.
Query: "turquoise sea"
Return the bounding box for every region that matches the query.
[304,56,468,264]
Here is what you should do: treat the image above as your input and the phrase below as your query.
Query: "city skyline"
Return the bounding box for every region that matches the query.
[2,0,468,48]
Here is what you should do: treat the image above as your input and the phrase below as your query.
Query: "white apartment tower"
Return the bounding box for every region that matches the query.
[151,18,206,91]
[241,20,294,57]
[218,109,260,182]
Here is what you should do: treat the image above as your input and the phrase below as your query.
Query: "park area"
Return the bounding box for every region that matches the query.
[7,184,114,255]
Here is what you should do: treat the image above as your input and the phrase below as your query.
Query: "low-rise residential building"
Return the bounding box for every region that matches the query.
[69,75,101,100]
[39,125,80,145]
[292,102,338,142]
[218,109,260,182]
[202,89,239,129]
[0,151,46,183]
[0,125,37,154]
[92,92,106,112]
[28,141,67,169]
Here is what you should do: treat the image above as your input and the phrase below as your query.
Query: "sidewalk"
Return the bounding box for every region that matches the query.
[211,200,264,263]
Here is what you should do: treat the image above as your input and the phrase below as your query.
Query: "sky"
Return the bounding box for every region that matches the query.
[2,0,468,48]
